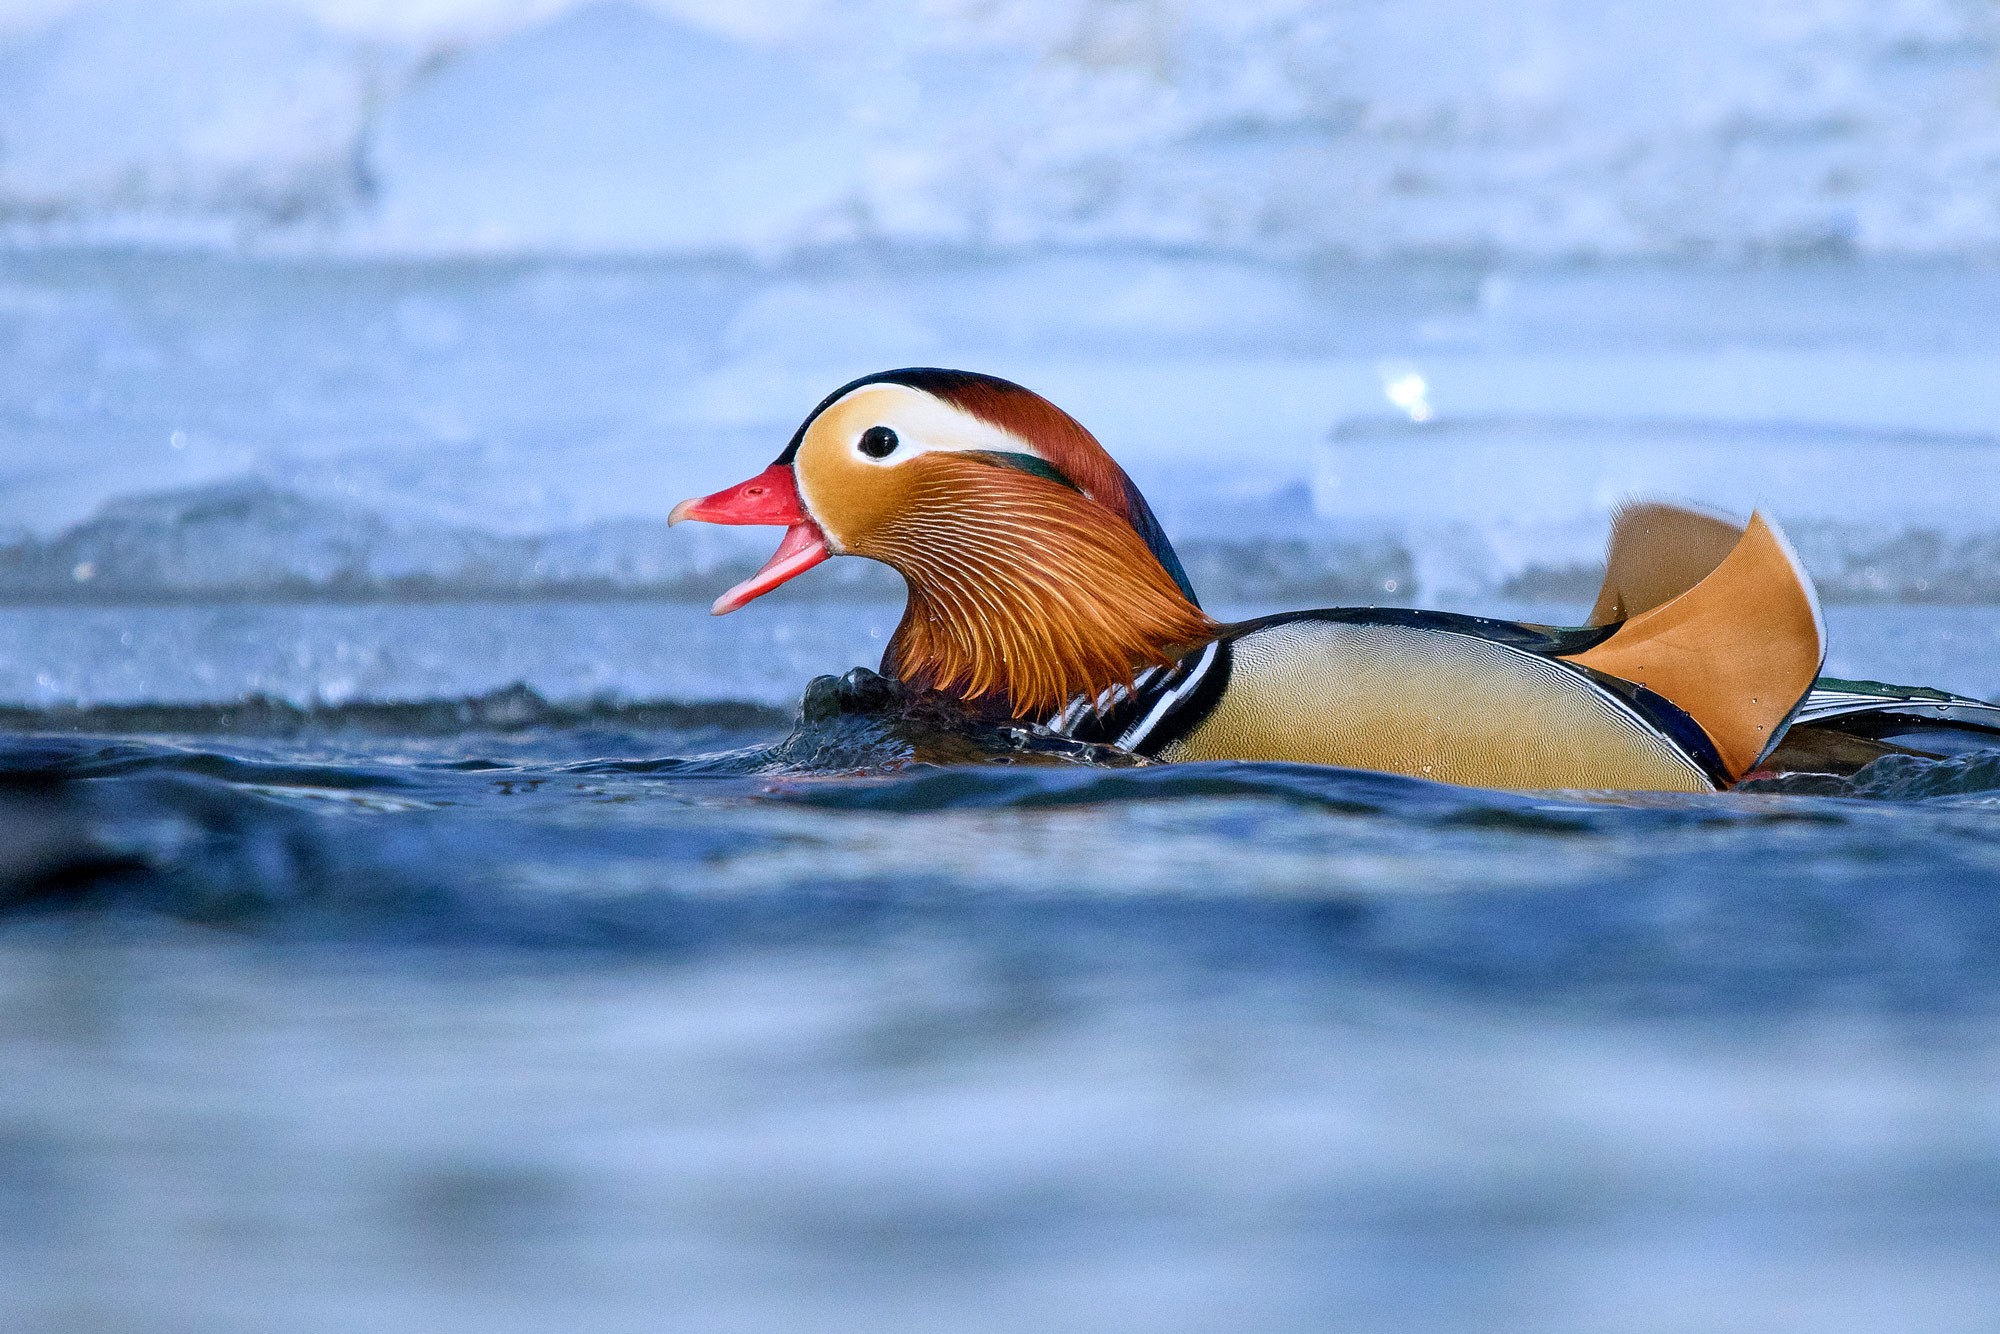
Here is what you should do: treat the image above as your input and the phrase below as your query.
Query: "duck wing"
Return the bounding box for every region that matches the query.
[1588,501,1749,624]
[1585,501,1998,774]
[1769,677,2000,772]
[1560,511,1826,781]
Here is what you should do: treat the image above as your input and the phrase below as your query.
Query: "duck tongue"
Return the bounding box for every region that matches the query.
[668,463,831,614]
[710,521,829,615]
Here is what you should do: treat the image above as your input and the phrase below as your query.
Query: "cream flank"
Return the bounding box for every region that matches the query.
[1168,620,1715,792]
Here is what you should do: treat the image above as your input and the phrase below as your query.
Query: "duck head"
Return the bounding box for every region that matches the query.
[670,368,1216,717]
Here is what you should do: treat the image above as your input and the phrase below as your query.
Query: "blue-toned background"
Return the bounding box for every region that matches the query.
[4,3,2000,1331]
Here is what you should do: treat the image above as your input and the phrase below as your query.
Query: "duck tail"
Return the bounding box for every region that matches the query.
[1563,511,1826,782]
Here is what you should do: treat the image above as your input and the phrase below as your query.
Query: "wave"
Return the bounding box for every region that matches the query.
[3,667,1995,986]
[10,664,1998,796]
[1742,750,2000,803]
[4,696,1998,1008]
[0,669,1142,766]
[6,1,2000,260]
[0,682,789,737]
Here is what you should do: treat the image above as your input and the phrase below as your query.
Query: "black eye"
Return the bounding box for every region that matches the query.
[858,426,899,459]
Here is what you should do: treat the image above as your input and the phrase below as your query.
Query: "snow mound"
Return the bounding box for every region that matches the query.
[6,0,2000,258]
[366,3,866,253]
[0,0,376,236]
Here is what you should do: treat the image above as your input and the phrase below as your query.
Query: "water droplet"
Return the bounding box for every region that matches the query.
[71,562,95,582]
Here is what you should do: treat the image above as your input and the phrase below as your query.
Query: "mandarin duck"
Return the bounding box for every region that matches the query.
[672,369,2000,791]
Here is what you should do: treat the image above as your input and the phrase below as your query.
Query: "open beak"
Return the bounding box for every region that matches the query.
[668,463,830,615]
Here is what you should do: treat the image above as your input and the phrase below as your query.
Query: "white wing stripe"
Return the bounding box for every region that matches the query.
[1116,641,1219,751]
[1047,666,1167,736]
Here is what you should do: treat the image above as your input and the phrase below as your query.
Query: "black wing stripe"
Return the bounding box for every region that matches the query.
[1116,641,1221,752]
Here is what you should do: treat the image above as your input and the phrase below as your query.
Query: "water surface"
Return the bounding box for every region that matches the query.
[3,599,1999,1334]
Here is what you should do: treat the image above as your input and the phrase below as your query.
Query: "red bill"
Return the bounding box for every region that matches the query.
[668,463,830,614]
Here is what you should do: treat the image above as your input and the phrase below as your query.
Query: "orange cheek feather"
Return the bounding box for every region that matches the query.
[839,454,1216,717]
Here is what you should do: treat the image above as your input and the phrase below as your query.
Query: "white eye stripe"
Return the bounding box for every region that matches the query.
[814,383,1047,466]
